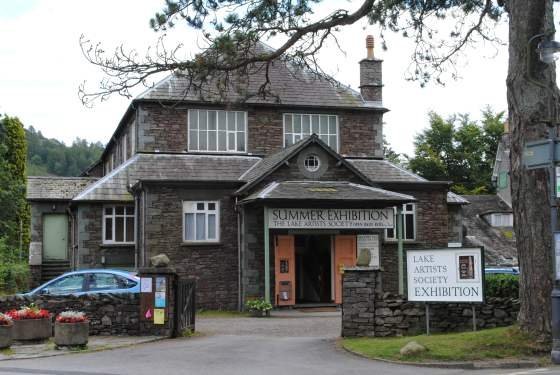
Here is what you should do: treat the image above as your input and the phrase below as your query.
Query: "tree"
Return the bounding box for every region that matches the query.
[80,0,558,341]
[0,115,30,256]
[407,109,504,194]
[383,136,403,166]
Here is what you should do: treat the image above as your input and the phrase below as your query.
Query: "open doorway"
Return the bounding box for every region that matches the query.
[294,235,332,304]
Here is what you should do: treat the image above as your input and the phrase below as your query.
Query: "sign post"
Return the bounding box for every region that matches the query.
[407,248,484,332]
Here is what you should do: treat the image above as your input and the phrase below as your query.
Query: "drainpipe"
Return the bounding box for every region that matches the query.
[236,197,243,311]
[66,206,76,270]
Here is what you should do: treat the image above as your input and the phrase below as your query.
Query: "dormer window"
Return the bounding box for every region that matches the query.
[188,109,247,153]
[283,114,338,151]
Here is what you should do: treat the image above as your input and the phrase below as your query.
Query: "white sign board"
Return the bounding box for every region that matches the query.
[407,248,483,303]
[357,234,380,268]
[268,208,393,229]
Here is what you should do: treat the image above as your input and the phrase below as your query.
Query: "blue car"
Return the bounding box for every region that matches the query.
[484,267,519,275]
[24,269,140,296]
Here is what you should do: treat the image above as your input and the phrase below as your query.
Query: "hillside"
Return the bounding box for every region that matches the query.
[26,126,104,177]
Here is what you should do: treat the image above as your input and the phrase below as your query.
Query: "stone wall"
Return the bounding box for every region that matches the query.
[136,102,383,157]
[0,293,140,336]
[342,268,519,337]
[143,184,239,310]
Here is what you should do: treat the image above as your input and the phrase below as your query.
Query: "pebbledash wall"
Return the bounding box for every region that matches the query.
[341,268,519,337]
[1,293,140,336]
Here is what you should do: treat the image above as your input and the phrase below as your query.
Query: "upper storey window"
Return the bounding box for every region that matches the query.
[188,109,247,153]
[284,114,339,151]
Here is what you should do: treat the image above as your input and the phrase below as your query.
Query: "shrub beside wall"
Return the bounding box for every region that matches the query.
[0,262,29,295]
[484,274,519,299]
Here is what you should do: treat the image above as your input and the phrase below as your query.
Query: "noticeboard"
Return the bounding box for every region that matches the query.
[407,248,484,303]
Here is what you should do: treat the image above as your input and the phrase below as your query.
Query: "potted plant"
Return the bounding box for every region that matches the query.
[0,313,13,349]
[245,299,273,317]
[7,304,52,341]
[54,311,89,348]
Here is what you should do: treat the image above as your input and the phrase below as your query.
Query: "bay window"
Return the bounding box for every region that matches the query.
[103,205,135,244]
[183,201,220,242]
[188,109,246,152]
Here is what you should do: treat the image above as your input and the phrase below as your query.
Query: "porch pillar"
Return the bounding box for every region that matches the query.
[263,206,271,303]
[397,206,404,295]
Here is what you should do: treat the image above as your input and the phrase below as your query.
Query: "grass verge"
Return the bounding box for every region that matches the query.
[197,310,250,318]
[342,326,548,363]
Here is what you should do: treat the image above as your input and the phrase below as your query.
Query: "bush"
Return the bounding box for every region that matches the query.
[485,274,519,298]
[0,237,29,294]
[245,298,273,313]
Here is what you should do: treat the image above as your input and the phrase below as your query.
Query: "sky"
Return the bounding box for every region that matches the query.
[0,1,556,156]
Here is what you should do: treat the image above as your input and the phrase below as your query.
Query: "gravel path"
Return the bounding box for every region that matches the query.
[197,310,341,337]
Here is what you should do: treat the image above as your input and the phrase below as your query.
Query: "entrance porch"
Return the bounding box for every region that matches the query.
[238,180,416,308]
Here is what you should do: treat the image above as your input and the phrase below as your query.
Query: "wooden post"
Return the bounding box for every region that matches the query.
[425,304,430,335]
[397,207,404,295]
[264,206,270,304]
[472,305,477,331]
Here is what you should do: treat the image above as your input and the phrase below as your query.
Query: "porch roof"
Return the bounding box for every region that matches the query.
[27,176,98,201]
[239,181,416,205]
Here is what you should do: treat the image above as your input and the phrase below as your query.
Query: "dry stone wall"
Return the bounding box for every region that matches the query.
[342,268,519,337]
[0,293,140,336]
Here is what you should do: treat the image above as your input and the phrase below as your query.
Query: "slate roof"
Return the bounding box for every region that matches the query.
[73,153,260,202]
[347,159,428,183]
[137,43,384,110]
[461,194,516,266]
[241,181,415,204]
[27,177,98,201]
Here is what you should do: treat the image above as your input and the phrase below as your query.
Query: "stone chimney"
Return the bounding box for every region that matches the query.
[359,35,383,101]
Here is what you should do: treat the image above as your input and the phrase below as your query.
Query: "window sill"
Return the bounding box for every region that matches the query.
[383,240,419,245]
[181,241,222,246]
[101,243,136,248]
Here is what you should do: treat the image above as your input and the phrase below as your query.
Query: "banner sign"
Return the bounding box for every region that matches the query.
[268,208,393,229]
[407,248,484,303]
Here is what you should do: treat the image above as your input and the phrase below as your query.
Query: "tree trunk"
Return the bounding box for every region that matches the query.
[507,0,558,342]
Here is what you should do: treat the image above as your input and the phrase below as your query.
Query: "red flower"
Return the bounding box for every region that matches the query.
[7,306,50,320]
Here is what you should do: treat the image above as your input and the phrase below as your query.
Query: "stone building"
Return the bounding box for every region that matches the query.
[27,37,469,309]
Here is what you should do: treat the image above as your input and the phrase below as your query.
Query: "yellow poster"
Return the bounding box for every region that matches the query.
[154,309,165,325]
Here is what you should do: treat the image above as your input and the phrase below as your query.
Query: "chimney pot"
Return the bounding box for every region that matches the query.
[366,35,374,60]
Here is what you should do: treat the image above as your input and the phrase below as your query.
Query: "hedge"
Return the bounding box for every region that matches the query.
[484,274,519,299]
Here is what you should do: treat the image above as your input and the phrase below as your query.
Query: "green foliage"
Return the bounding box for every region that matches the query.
[485,274,519,299]
[0,115,30,251]
[25,126,103,177]
[245,298,273,313]
[343,326,546,362]
[407,108,505,194]
[383,136,403,165]
[0,238,29,294]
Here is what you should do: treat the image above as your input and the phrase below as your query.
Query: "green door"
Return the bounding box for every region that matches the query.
[43,214,68,260]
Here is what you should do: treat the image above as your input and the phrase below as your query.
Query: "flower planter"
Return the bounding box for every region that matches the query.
[249,310,270,318]
[54,321,89,347]
[0,324,13,349]
[12,318,52,341]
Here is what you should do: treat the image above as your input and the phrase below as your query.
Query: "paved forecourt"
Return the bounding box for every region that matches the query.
[0,311,557,375]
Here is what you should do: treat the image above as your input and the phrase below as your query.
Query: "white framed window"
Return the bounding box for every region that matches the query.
[304,154,320,172]
[283,113,338,151]
[385,203,416,241]
[103,205,135,244]
[183,201,220,242]
[188,109,247,152]
[488,213,513,227]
